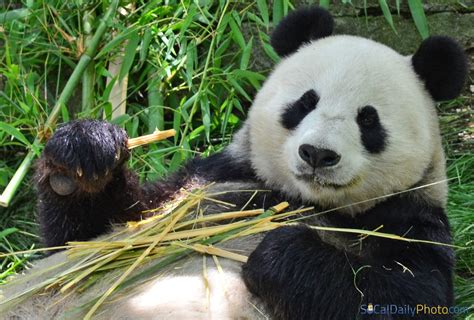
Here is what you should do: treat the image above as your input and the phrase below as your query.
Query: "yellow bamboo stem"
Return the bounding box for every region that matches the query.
[127,129,176,149]
[175,243,248,263]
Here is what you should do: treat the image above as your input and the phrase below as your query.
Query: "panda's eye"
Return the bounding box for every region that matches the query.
[281,89,320,130]
[357,106,378,128]
[298,90,319,111]
[356,105,387,154]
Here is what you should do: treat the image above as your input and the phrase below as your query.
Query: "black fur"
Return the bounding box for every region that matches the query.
[281,89,320,130]
[271,6,333,57]
[242,193,453,320]
[412,36,468,101]
[187,151,255,182]
[356,106,387,153]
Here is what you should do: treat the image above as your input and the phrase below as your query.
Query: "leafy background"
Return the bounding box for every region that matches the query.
[0,0,472,318]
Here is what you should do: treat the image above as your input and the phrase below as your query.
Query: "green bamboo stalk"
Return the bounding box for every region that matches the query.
[82,10,96,112]
[0,152,35,207]
[0,0,120,208]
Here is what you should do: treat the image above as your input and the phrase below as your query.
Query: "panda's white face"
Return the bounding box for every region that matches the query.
[245,35,442,212]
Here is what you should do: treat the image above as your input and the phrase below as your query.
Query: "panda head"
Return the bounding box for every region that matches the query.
[235,6,467,212]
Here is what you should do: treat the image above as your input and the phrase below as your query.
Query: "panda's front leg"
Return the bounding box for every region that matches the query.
[36,120,148,247]
[242,225,362,320]
[242,225,453,320]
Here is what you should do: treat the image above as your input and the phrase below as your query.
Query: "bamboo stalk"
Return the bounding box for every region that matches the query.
[126,129,176,149]
[0,151,35,207]
[81,10,95,112]
[0,0,120,207]
[175,243,248,263]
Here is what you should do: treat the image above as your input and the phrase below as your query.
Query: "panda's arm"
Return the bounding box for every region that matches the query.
[36,120,254,247]
[242,223,453,320]
[35,120,156,247]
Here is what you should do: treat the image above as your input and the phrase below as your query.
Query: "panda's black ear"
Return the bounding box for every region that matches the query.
[412,36,468,101]
[271,6,333,57]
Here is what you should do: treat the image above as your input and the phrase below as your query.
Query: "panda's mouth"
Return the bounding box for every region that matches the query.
[295,174,357,189]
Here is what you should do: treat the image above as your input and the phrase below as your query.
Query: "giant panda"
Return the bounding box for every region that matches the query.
[1,6,468,320]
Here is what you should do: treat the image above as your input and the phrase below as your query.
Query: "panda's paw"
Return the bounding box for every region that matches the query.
[242,225,321,296]
[40,120,129,195]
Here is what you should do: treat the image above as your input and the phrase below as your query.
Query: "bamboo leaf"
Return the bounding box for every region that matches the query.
[246,12,264,27]
[0,122,30,146]
[61,104,70,123]
[119,30,140,82]
[378,0,398,34]
[0,228,18,239]
[272,0,284,25]
[319,0,330,9]
[179,4,197,37]
[229,17,246,49]
[0,8,30,23]
[220,99,233,135]
[240,37,253,70]
[227,75,251,101]
[257,0,269,27]
[261,40,280,63]
[110,114,131,126]
[186,42,196,88]
[214,37,232,67]
[138,29,153,66]
[200,96,211,142]
[233,69,265,89]
[408,0,430,39]
[169,149,184,171]
[96,27,139,59]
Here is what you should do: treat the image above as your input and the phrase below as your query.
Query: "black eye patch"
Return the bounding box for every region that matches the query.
[356,106,387,153]
[281,89,320,130]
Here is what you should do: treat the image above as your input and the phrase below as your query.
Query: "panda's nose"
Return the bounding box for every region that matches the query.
[298,144,341,168]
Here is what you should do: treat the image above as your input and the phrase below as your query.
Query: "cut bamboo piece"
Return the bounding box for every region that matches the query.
[127,129,176,149]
